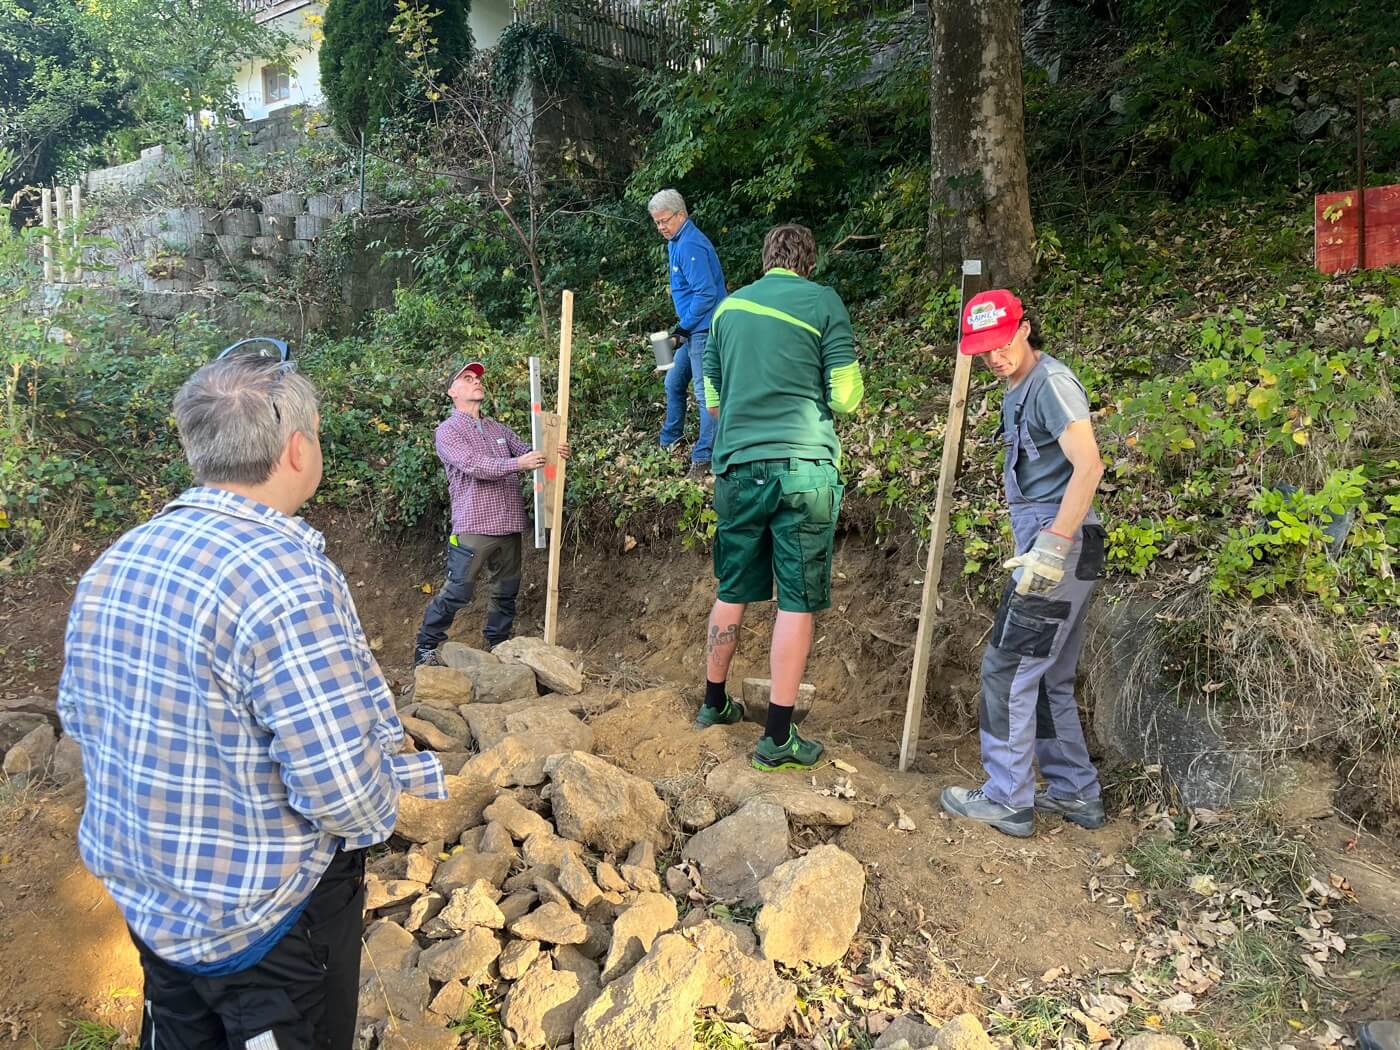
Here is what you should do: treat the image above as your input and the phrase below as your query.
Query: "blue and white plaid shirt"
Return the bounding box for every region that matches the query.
[58,487,446,968]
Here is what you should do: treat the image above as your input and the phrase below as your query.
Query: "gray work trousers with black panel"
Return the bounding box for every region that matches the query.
[414,533,523,655]
[978,502,1106,810]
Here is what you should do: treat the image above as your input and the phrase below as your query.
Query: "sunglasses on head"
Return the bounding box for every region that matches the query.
[217,337,293,366]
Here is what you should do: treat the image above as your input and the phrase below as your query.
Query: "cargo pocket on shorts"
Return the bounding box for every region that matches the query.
[1075,523,1108,581]
[779,468,838,609]
[991,587,1072,658]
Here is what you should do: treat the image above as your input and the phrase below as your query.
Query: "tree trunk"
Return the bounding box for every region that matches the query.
[928,0,1035,289]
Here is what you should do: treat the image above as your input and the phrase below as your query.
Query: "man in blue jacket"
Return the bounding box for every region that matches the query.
[649,188,726,478]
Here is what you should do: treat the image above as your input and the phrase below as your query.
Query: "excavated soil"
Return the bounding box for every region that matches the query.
[2,511,1397,1043]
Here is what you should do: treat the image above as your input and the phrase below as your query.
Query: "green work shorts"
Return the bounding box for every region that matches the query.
[712,458,845,613]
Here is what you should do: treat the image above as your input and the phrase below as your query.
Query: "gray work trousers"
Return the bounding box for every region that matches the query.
[978,509,1106,810]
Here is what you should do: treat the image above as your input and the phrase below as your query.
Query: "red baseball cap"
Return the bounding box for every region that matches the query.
[448,360,485,386]
[959,290,1025,356]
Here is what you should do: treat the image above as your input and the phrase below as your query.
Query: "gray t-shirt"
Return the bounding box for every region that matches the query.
[1000,354,1091,502]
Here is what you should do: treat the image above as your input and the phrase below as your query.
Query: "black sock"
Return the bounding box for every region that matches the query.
[764,703,794,744]
[703,679,728,710]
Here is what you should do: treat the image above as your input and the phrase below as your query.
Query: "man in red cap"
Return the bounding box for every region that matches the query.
[940,290,1108,837]
[414,360,566,664]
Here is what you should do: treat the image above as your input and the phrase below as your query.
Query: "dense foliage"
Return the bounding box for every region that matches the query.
[320,0,472,143]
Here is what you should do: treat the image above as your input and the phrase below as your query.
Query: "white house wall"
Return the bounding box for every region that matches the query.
[231,0,513,124]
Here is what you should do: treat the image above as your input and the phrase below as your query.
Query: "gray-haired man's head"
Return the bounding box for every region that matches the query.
[648,189,688,241]
[174,358,320,486]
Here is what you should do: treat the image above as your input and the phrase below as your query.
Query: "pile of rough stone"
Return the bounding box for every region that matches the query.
[0,694,81,789]
[355,635,902,1050]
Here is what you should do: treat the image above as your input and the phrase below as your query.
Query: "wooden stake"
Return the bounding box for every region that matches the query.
[70,183,83,281]
[40,188,54,282]
[543,289,574,645]
[898,260,987,772]
[55,186,68,283]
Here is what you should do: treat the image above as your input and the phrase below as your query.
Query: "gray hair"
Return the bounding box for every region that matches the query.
[173,358,320,485]
[647,188,686,217]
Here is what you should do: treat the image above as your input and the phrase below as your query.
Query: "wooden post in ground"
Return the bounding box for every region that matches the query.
[54,186,68,282]
[543,289,574,645]
[40,188,54,282]
[898,259,987,772]
[70,183,83,281]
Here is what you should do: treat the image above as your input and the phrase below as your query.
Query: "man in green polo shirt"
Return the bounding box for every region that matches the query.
[694,223,864,770]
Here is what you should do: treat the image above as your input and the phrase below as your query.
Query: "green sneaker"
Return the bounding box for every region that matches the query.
[751,728,824,771]
[695,697,746,729]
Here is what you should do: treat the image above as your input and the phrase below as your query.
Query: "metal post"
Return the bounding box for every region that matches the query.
[529,355,547,550]
[54,185,68,283]
[40,188,54,282]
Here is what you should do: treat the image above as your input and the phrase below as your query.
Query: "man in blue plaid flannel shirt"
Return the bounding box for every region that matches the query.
[58,355,446,1050]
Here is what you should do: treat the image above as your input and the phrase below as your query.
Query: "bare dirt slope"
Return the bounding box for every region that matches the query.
[1,515,1396,1044]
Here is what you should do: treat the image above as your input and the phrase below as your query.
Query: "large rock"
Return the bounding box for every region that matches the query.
[705,757,856,826]
[755,845,864,966]
[682,799,789,904]
[361,918,422,973]
[441,641,501,670]
[432,847,513,895]
[482,794,553,841]
[930,1014,995,1050]
[406,705,471,749]
[402,714,464,753]
[413,665,476,706]
[686,919,797,1033]
[394,775,497,844]
[499,938,541,980]
[523,832,584,870]
[358,968,431,1025]
[1118,1038,1188,1050]
[2,722,55,785]
[0,712,47,756]
[493,636,585,695]
[0,695,56,719]
[463,696,598,750]
[458,662,541,705]
[574,933,708,1050]
[50,735,83,788]
[503,957,598,1048]
[875,1015,942,1049]
[546,751,668,853]
[439,880,506,931]
[417,926,502,983]
[1087,598,1267,807]
[364,877,425,911]
[558,850,605,910]
[462,717,592,788]
[380,1021,459,1050]
[601,892,678,984]
[509,901,588,945]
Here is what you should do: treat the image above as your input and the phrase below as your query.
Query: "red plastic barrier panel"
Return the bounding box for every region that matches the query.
[1315,183,1400,274]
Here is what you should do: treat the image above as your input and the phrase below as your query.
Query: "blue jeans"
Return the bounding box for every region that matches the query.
[659,330,715,464]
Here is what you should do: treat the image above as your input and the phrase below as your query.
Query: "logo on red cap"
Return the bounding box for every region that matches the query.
[959,290,1024,356]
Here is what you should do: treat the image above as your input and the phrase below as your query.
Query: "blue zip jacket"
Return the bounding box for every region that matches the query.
[667,219,726,333]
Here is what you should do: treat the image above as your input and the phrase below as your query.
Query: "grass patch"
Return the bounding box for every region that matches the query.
[53,1020,122,1050]
[694,1015,759,1049]
[987,993,1074,1046]
[446,988,507,1048]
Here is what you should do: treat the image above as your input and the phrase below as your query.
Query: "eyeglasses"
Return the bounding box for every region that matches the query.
[652,211,679,227]
[216,337,297,424]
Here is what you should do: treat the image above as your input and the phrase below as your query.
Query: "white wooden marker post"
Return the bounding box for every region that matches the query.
[70,183,83,281]
[40,188,54,282]
[54,186,68,282]
[543,290,574,645]
[898,259,988,772]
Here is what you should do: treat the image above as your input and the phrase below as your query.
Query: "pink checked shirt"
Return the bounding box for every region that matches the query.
[436,410,534,537]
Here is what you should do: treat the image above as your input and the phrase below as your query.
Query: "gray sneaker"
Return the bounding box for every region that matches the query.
[939,786,1034,838]
[1034,789,1106,829]
[1359,1021,1400,1050]
[415,648,444,667]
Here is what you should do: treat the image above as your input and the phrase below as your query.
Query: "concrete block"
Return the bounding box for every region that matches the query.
[295,213,330,240]
[262,191,305,216]
[220,209,261,237]
[306,193,341,218]
[741,678,815,726]
[215,234,251,260]
[250,235,289,259]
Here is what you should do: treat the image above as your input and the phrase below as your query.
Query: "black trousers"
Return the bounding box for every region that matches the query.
[132,849,365,1050]
[414,533,523,655]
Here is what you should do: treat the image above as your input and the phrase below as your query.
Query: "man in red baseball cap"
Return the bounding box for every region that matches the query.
[414,359,567,664]
[939,290,1109,837]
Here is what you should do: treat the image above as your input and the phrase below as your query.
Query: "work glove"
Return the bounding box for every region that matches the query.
[1004,529,1072,595]
[670,325,691,348]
